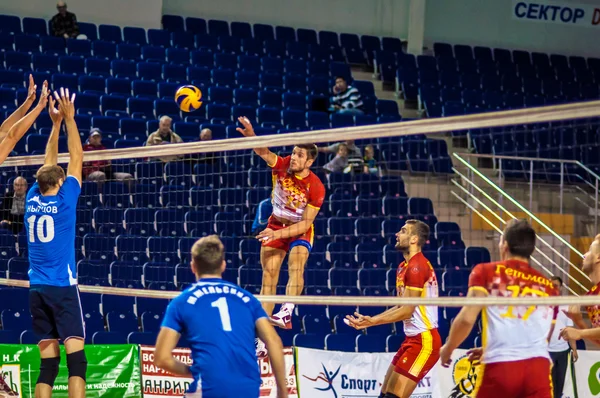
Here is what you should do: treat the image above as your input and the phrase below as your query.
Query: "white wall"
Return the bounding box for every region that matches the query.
[0,0,162,29]
[162,0,410,38]
[424,0,600,57]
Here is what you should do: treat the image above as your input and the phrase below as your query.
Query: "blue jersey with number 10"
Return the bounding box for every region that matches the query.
[161,278,268,398]
[25,176,81,287]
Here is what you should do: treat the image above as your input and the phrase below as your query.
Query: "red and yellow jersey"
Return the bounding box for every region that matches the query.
[469,260,558,364]
[585,282,600,328]
[396,252,439,336]
[268,156,325,223]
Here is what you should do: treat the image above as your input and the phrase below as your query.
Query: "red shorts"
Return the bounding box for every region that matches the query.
[262,216,314,253]
[475,357,552,398]
[391,329,441,382]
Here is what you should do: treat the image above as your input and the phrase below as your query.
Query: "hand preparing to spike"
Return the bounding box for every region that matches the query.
[54,87,76,120]
[34,81,50,110]
[26,74,37,103]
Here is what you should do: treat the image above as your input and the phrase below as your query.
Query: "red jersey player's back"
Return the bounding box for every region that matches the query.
[469,260,558,364]
[586,282,600,327]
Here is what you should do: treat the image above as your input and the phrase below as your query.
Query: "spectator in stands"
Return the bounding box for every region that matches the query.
[363,144,378,174]
[252,199,273,236]
[50,1,80,39]
[200,128,212,142]
[147,116,183,162]
[329,76,363,115]
[323,143,349,174]
[0,177,27,234]
[83,129,133,185]
[320,140,362,161]
[195,128,217,165]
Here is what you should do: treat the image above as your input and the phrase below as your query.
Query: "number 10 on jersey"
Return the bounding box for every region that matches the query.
[27,215,55,243]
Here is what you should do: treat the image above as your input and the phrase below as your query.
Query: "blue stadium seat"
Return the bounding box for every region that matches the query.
[84,59,111,79]
[195,34,218,51]
[23,17,47,36]
[141,311,162,332]
[214,212,244,237]
[253,23,274,41]
[1,309,32,331]
[123,27,147,45]
[99,24,122,43]
[208,19,230,37]
[40,36,65,55]
[82,311,104,343]
[143,262,176,288]
[302,315,332,335]
[186,17,207,35]
[166,47,190,65]
[78,22,98,41]
[93,331,127,344]
[15,35,40,53]
[109,262,143,288]
[293,333,325,350]
[83,233,116,262]
[93,40,117,60]
[162,64,187,83]
[79,75,106,93]
[111,60,137,79]
[59,56,84,75]
[162,15,184,32]
[408,197,434,216]
[325,334,356,352]
[115,235,148,264]
[141,47,166,64]
[356,334,386,352]
[147,237,179,263]
[465,247,491,267]
[7,258,28,280]
[212,68,235,87]
[101,94,128,112]
[128,332,157,345]
[171,32,194,50]
[77,260,110,286]
[5,52,31,71]
[106,311,138,334]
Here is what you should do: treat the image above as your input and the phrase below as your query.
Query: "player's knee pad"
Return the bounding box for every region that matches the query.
[37,356,60,387]
[384,393,400,398]
[66,350,88,381]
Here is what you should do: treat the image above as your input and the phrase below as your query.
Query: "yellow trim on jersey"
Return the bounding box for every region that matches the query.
[469,286,489,295]
[481,308,488,349]
[417,288,433,330]
[267,156,278,168]
[409,330,433,377]
[308,224,314,246]
[406,286,424,292]
[473,364,485,397]
[307,204,321,210]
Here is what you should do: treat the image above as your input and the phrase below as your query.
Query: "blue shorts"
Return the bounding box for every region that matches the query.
[29,285,85,341]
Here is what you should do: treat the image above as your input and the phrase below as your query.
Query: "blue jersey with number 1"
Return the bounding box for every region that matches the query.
[25,176,81,287]
[161,278,268,398]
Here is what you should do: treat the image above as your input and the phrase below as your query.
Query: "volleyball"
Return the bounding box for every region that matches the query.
[175,85,203,112]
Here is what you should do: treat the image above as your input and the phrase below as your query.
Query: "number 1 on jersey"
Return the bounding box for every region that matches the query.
[211,297,232,332]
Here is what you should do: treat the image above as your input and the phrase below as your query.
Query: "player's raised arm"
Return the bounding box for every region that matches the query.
[0,81,49,164]
[236,116,277,166]
[43,96,63,167]
[55,88,82,184]
[0,74,37,141]
[256,318,288,398]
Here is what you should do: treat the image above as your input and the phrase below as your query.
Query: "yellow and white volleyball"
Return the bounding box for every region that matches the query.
[175,85,203,112]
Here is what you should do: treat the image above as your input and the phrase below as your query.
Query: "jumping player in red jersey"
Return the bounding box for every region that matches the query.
[346,220,440,398]
[560,234,600,345]
[440,219,558,398]
[237,117,325,332]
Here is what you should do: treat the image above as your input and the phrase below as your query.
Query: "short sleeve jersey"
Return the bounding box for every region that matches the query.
[585,282,600,328]
[396,252,439,336]
[25,176,81,287]
[269,155,325,223]
[161,278,268,397]
[468,260,558,364]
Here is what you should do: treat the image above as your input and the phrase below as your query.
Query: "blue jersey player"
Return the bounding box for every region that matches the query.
[154,235,288,398]
[25,89,86,398]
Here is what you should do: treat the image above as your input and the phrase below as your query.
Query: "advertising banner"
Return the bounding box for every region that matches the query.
[140,345,297,398]
[296,347,439,398]
[512,0,600,28]
[571,350,600,398]
[0,344,141,398]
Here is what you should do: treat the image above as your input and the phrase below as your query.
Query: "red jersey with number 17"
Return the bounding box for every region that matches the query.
[468,260,558,364]
[268,155,325,223]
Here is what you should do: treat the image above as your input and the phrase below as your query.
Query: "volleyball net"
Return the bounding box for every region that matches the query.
[0,100,599,311]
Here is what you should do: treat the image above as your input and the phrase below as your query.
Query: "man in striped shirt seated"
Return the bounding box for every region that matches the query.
[330,76,364,115]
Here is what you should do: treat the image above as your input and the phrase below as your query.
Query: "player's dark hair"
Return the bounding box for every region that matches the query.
[550,276,563,286]
[36,165,65,194]
[191,235,225,275]
[503,219,536,258]
[405,219,429,247]
[296,144,318,160]
[335,76,346,82]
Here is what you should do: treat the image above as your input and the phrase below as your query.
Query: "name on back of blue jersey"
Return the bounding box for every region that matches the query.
[27,195,59,213]
[187,284,251,305]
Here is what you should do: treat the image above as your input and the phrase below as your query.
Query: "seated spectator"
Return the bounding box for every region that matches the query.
[0,177,27,234]
[329,76,363,115]
[200,128,212,142]
[83,129,133,185]
[323,143,349,174]
[196,128,217,164]
[147,116,183,162]
[251,198,273,235]
[320,140,362,160]
[363,144,378,174]
[50,1,80,39]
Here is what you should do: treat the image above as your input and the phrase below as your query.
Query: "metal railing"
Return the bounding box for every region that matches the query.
[453,152,600,234]
[451,153,593,293]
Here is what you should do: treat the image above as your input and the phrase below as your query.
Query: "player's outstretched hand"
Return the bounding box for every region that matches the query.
[236,116,256,137]
[35,81,49,109]
[466,347,483,363]
[344,312,374,330]
[26,74,36,102]
[48,96,62,126]
[54,87,76,121]
[559,326,582,341]
[439,344,454,368]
